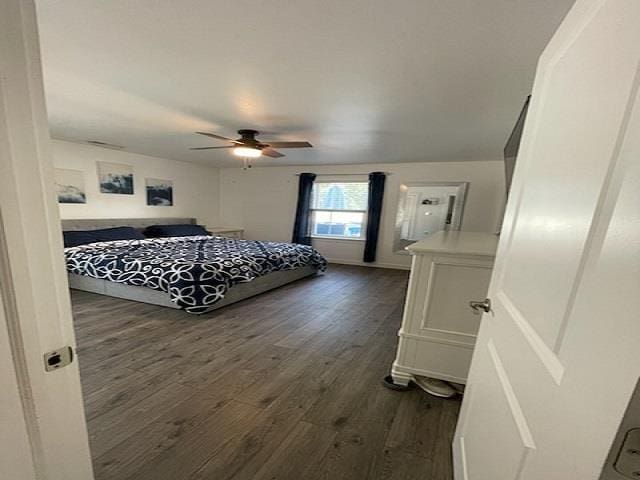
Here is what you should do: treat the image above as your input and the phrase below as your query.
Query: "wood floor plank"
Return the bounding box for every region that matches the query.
[430,397,461,479]
[189,352,346,479]
[385,391,450,458]
[87,375,196,458]
[70,264,460,480]
[124,400,263,480]
[93,390,230,479]
[302,310,402,431]
[368,447,437,480]
[251,421,339,480]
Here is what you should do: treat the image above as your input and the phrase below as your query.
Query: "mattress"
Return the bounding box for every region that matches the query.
[65,235,327,313]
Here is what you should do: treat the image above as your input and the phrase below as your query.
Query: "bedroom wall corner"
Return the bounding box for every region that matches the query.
[50,140,221,227]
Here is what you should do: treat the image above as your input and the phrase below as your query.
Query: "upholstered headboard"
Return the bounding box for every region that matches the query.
[61,218,197,232]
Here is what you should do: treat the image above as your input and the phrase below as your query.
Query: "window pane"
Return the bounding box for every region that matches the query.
[313,211,364,238]
[314,211,332,223]
[312,182,368,210]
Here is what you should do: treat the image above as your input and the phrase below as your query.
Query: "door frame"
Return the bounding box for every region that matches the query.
[0,223,38,480]
[0,0,94,478]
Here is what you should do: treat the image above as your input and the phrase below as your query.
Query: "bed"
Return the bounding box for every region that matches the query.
[62,218,327,314]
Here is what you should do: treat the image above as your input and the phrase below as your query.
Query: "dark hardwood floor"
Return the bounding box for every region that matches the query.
[71,264,461,480]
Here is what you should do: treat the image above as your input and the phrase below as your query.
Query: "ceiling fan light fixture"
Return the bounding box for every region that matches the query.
[192,130,311,159]
[233,146,262,158]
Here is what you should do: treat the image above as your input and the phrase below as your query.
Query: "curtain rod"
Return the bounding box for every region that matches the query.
[294,172,391,177]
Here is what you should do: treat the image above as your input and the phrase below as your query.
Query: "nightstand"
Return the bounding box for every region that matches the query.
[207,227,244,239]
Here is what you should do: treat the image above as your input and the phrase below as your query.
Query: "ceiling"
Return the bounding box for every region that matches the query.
[35,0,574,167]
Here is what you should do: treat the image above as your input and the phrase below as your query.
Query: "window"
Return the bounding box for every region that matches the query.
[311,182,368,239]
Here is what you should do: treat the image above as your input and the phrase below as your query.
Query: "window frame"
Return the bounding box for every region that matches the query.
[309,181,369,241]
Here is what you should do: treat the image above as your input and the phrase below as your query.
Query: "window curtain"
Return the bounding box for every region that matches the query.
[291,173,316,245]
[363,171,386,262]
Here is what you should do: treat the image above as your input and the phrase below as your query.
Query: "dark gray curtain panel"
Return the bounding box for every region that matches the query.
[363,172,386,262]
[291,173,316,245]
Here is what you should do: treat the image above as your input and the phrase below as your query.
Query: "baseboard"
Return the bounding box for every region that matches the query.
[325,258,410,271]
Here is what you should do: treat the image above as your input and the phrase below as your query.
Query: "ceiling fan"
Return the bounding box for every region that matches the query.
[190,129,312,159]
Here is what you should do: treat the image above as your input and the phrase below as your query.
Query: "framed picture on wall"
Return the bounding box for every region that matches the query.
[54,168,86,204]
[97,161,134,194]
[146,178,173,206]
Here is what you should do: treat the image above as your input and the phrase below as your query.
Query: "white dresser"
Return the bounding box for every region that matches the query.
[391,231,498,386]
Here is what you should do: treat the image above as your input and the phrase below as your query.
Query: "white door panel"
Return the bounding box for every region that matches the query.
[498,0,640,351]
[454,1,640,478]
[460,341,535,480]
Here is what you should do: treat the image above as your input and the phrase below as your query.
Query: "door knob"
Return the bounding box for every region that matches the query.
[469,298,491,314]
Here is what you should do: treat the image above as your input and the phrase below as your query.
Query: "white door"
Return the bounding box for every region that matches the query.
[453,1,640,479]
[0,0,94,478]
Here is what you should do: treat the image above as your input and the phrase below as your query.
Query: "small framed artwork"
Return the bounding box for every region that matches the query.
[97,162,134,194]
[146,178,173,206]
[54,168,86,204]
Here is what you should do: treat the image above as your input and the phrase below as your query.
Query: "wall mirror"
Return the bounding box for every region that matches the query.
[393,182,468,253]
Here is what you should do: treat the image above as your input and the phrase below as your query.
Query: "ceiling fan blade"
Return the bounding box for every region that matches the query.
[263,141,312,148]
[189,146,234,150]
[262,147,285,158]
[195,131,242,144]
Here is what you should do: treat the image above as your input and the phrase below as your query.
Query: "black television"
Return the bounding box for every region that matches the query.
[503,95,531,198]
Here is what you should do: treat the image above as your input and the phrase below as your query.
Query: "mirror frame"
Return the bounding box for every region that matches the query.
[393,181,469,254]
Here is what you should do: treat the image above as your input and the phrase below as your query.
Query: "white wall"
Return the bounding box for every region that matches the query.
[220,161,505,269]
[51,140,220,226]
[51,142,504,269]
